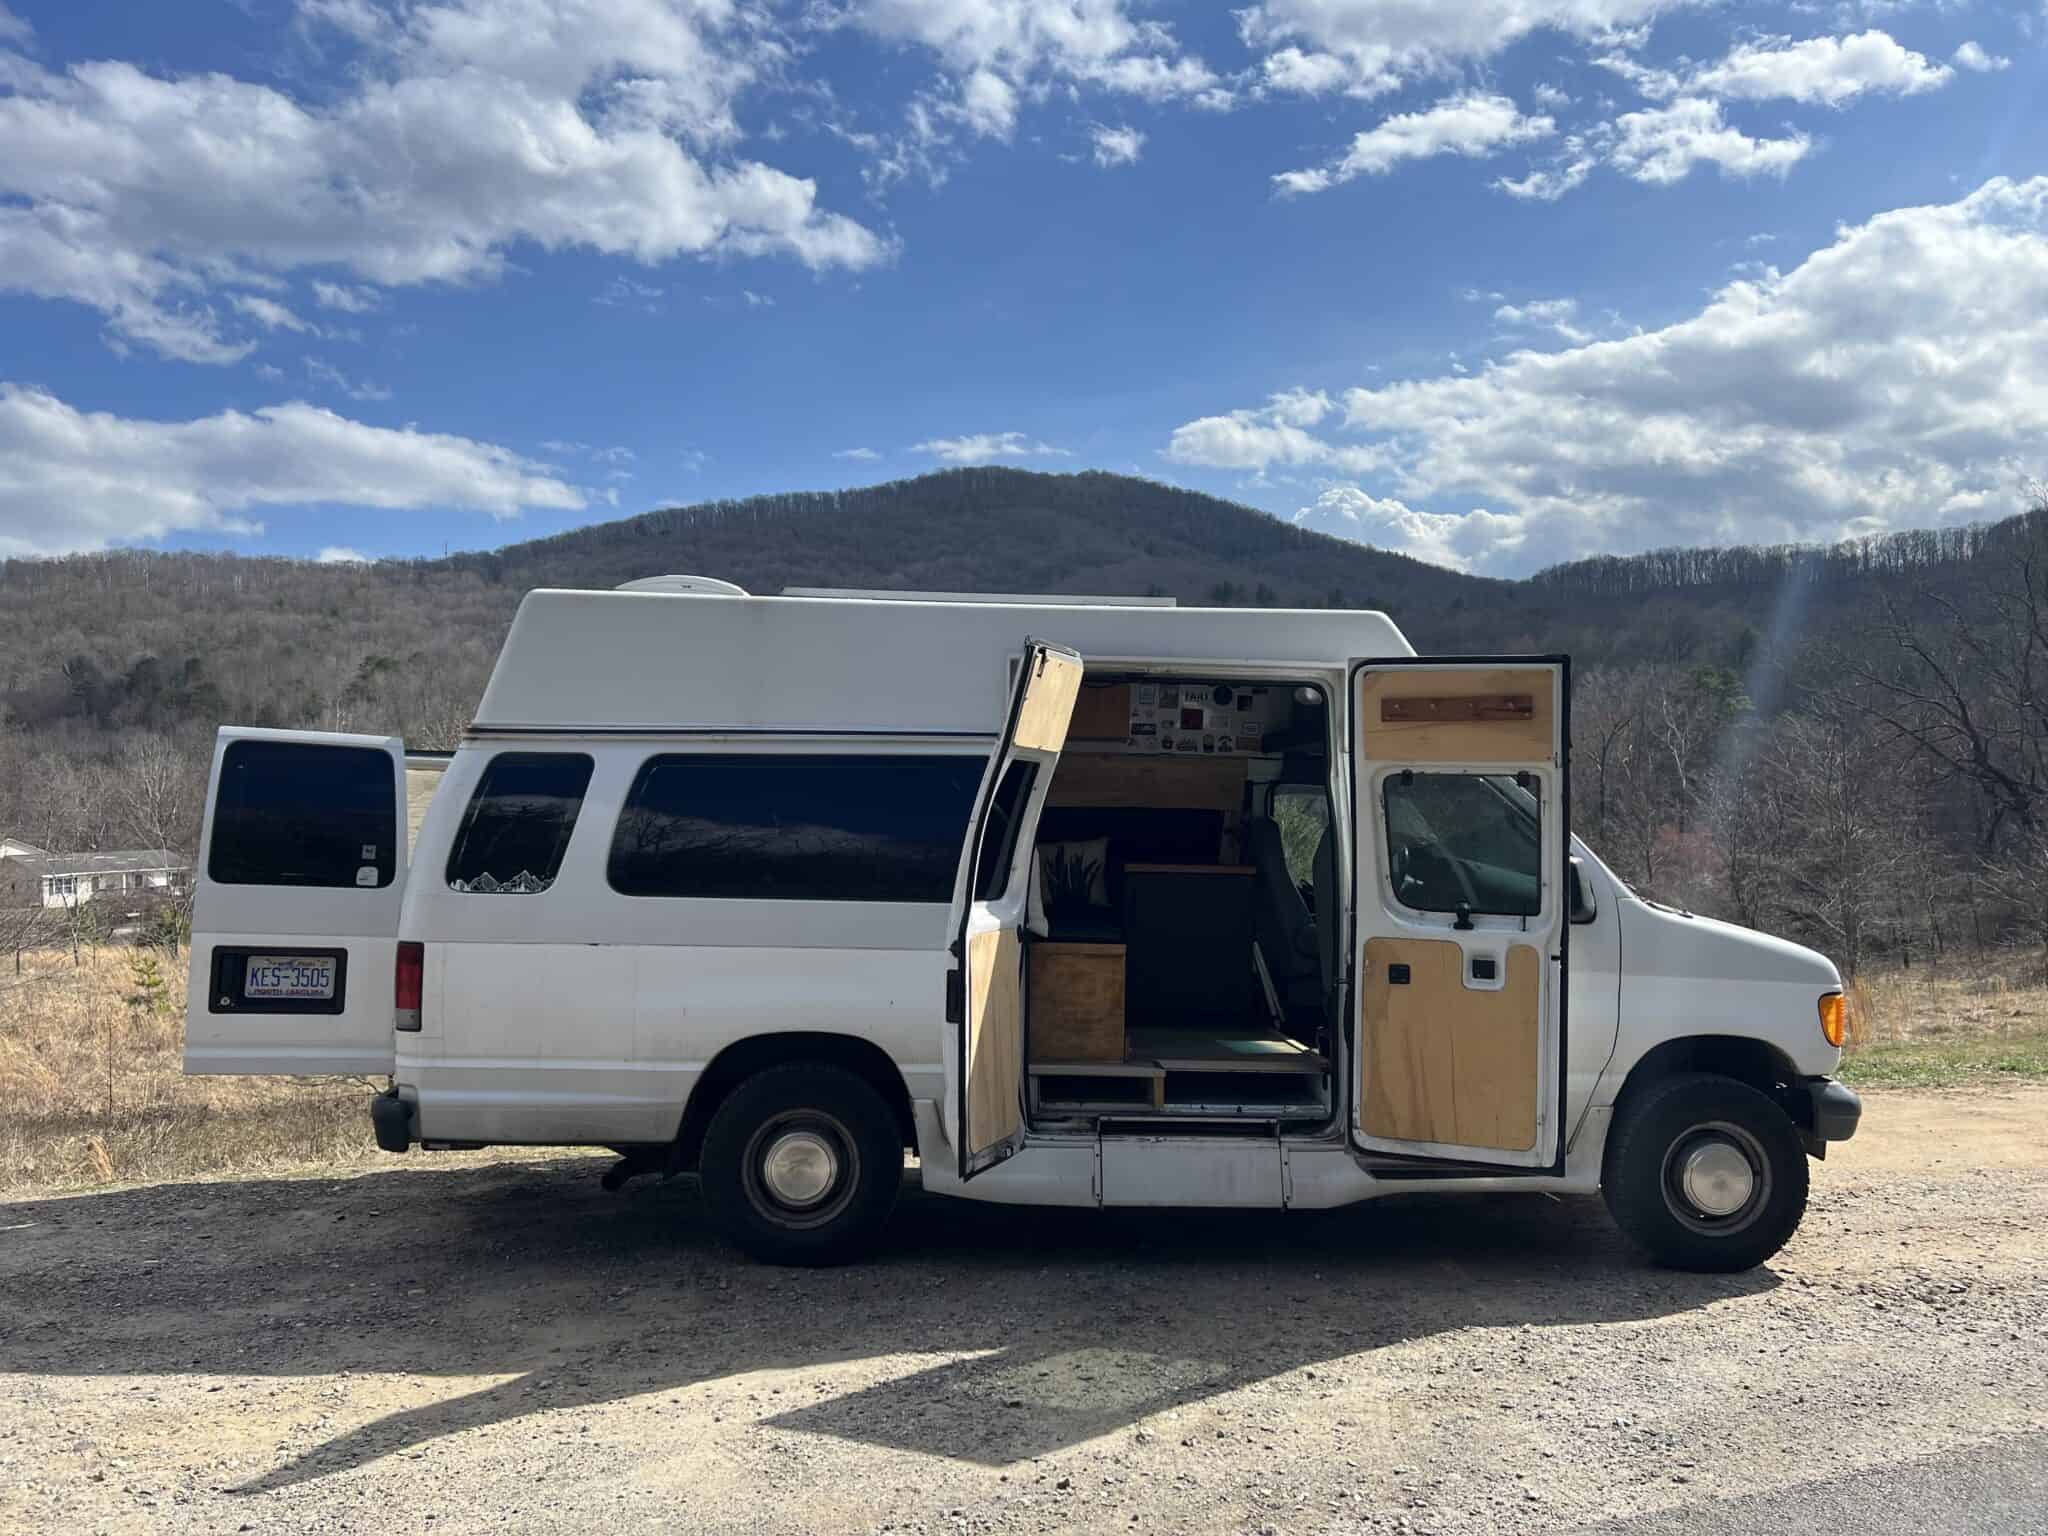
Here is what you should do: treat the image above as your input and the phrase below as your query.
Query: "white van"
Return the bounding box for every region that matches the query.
[185,582,1860,1269]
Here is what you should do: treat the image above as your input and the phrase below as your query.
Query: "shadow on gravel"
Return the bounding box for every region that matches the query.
[0,1157,1776,1490]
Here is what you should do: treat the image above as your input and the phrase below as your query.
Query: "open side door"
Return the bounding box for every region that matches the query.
[946,639,1083,1180]
[1349,658,1569,1171]
[184,727,409,1075]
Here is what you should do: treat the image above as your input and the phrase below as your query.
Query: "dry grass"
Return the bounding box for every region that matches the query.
[0,946,378,1194]
[1841,950,2048,1088]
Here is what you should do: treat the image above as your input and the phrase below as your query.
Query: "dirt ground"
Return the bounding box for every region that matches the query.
[1,1087,2044,1536]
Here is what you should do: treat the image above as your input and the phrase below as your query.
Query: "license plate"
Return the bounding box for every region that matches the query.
[244,954,337,1001]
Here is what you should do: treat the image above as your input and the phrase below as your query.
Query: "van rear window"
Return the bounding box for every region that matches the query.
[608,754,985,903]
[446,752,594,895]
[210,739,397,889]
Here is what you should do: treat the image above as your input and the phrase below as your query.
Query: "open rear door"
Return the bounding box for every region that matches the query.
[1349,659,1569,1170]
[947,639,1083,1180]
[184,727,408,1075]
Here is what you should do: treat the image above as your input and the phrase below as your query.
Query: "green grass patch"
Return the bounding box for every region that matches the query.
[1840,1027,2048,1089]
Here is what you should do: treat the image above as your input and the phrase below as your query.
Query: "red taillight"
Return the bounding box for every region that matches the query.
[395,941,423,1030]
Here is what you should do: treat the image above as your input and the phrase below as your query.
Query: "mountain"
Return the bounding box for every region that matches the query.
[0,467,2035,758]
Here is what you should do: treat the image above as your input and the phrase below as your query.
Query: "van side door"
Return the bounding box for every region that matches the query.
[946,639,1082,1179]
[184,727,408,1075]
[1349,659,1570,1170]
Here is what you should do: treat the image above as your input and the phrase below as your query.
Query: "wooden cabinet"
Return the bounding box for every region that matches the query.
[1027,942,1126,1062]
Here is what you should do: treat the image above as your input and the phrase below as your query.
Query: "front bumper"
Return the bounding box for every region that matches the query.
[1801,1077,1861,1155]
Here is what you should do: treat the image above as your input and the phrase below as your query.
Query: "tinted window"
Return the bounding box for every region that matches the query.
[447,753,594,894]
[609,755,986,902]
[210,739,397,888]
[975,762,1038,901]
[1382,772,1541,917]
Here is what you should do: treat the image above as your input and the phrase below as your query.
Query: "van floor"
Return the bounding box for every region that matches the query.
[1029,1022,1331,1121]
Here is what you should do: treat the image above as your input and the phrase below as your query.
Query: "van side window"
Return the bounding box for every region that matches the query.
[446,752,595,895]
[1381,772,1541,917]
[975,762,1037,901]
[210,740,397,889]
[608,754,986,903]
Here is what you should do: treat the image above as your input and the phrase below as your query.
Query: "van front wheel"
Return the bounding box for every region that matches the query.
[699,1064,902,1265]
[1602,1072,1808,1273]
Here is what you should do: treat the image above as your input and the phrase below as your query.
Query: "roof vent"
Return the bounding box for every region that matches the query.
[613,575,749,596]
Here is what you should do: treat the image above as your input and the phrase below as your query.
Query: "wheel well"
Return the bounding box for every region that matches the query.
[669,1033,916,1172]
[1613,1035,1811,1128]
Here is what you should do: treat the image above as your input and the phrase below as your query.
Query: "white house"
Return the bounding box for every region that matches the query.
[1,843,190,909]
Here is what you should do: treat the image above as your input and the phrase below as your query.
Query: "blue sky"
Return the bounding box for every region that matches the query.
[1,0,2043,574]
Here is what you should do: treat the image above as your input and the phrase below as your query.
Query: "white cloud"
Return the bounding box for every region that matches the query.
[0,383,585,557]
[1494,297,1591,343]
[911,431,1070,464]
[316,545,371,563]
[0,1,889,363]
[1240,0,1684,98]
[1691,30,1951,105]
[1494,151,1596,201]
[834,446,881,460]
[1532,82,1573,109]
[1164,388,1385,473]
[0,2,29,43]
[1608,98,1811,184]
[305,357,392,402]
[1952,40,2010,73]
[311,280,382,313]
[1294,487,1528,572]
[232,295,317,334]
[842,1,1217,187]
[1167,177,2048,574]
[1274,93,1552,195]
[1090,122,1145,167]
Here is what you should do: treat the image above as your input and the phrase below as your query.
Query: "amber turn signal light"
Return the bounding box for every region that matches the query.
[1818,992,1846,1048]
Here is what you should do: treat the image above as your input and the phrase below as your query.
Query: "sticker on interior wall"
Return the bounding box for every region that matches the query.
[1180,707,1205,730]
[1201,734,1216,753]
[1240,721,1262,746]
[1130,722,1156,736]
[1236,694,1252,711]
[355,865,377,887]
[1177,737,1198,753]
[1137,684,1157,706]
[1181,686,1208,708]
[1216,735,1235,753]
[1159,734,1174,752]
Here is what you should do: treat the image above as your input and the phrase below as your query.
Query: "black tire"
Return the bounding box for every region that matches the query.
[1602,1071,1808,1273]
[699,1063,902,1266]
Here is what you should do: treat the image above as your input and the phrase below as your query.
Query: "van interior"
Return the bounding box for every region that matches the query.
[1021,672,1338,1130]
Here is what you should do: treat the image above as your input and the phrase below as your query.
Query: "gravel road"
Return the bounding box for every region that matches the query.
[2,1086,2043,1536]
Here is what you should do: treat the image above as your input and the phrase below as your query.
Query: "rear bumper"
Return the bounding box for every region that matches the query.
[1807,1077,1862,1142]
[369,1089,415,1153]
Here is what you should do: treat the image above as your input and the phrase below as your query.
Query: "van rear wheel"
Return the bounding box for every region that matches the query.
[699,1063,901,1265]
[1602,1072,1807,1273]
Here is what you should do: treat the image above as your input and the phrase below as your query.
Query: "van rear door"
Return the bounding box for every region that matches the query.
[946,640,1082,1179]
[184,727,408,1076]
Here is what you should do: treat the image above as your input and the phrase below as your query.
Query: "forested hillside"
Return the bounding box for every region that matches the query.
[5,467,2047,980]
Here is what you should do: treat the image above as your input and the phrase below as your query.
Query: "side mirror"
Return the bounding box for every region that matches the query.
[1568,856,1597,925]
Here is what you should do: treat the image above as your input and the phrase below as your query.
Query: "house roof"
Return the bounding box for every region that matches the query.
[0,836,50,858]
[16,849,188,879]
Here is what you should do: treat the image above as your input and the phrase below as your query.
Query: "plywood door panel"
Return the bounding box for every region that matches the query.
[1013,649,1084,754]
[1359,668,1556,765]
[967,926,1024,1154]
[1360,938,1539,1151]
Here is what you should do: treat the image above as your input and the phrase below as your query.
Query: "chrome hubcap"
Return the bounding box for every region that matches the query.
[760,1130,839,1208]
[1679,1138,1755,1217]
